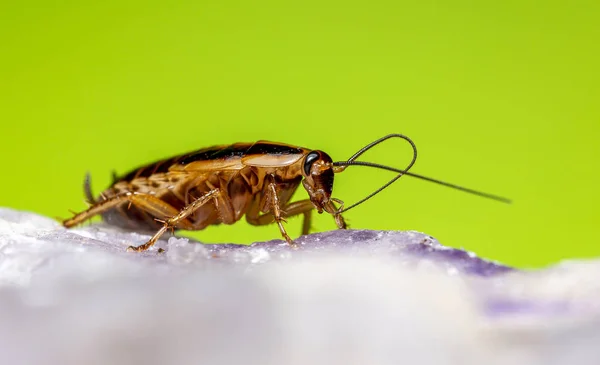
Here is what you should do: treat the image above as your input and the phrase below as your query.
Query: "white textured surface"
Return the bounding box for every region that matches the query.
[0,207,599,365]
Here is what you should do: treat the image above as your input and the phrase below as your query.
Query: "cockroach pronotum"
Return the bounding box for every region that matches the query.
[63,134,510,252]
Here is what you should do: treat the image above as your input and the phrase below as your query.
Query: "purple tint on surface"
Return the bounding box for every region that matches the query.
[192,229,514,277]
[347,230,380,241]
[485,299,571,317]
[403,242,514,276]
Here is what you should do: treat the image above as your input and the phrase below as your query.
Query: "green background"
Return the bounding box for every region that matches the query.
[1,1,598,268]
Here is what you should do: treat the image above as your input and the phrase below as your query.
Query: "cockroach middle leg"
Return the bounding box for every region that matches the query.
[267,183,293,244]
[127,189,221,252]
[246,184,316,245]
[284,200,314,235]
[247,199,315,235]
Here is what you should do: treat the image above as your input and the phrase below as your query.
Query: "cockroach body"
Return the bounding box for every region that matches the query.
[63,134,510,252]
[64,141,346,251]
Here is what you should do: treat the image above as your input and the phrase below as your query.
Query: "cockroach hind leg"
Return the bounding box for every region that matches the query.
[126,241,161,253]
[126,189,220,253]
[127,225,169,252]
[127,244,165,254]
[126,243,151,253]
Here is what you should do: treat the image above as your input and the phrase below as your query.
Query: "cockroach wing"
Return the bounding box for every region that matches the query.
[170,159,245,172]
[241,154,304,167]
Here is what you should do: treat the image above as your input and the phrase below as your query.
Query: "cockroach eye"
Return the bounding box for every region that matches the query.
[303,152,320,175]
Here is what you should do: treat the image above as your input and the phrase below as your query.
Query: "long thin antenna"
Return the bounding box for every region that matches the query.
[333,134,418,213]
[333,160,512,210]
[346,133,418,165]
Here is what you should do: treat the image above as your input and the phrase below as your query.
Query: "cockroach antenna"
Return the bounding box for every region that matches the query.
[332,133,511,213]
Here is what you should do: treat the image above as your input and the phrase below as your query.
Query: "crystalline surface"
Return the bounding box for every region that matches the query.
[0,207,599,365]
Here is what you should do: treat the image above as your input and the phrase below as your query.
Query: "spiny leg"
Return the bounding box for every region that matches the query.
[328,198,348,230]
[286,199,345,233]
[246,188,315,244]
[127,189,220,252]
[332,207,347,230]
[252,199,314,235]
[83,172,96,204]
[335,214,347,229]
[64,192,202,252]
[267,183,292,244]
[63,192,182,228]
[205,181,237,225]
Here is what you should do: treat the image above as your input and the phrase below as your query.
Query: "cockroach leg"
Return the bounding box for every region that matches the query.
[246,199,314,237]
[83,172,96,205]
[329,198,347,230]
[127,189,221,252]
[63,192,182,228]
[64,192,206,252]
[205,181,236,224]
[302,210,312,235]
[280,200,314,235]
[267,183,293,244]
[246,184,315,245]
[334,213,347,230]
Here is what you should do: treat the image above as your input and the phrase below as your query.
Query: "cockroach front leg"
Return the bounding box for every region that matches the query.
[127,189,221,252]
[302,180,347,230]
[329,198,348,230]
[334,213,347,230]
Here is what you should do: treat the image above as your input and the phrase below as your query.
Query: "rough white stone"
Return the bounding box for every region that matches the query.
[0,207,598,365]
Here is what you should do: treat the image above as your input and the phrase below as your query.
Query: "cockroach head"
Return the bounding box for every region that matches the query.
[301,150,335,213]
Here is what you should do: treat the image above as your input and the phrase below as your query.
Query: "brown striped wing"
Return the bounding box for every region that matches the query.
[114,141,310,182]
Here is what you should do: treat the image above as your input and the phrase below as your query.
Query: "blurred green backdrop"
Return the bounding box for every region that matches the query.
[1,0,598,268]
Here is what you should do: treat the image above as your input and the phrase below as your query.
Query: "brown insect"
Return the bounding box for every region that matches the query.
[63,134,510,252]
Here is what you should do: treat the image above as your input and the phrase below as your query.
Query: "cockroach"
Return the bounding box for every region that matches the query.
[63,134,510,252]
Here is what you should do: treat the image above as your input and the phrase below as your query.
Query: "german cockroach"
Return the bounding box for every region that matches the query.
[63,134,510,252]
